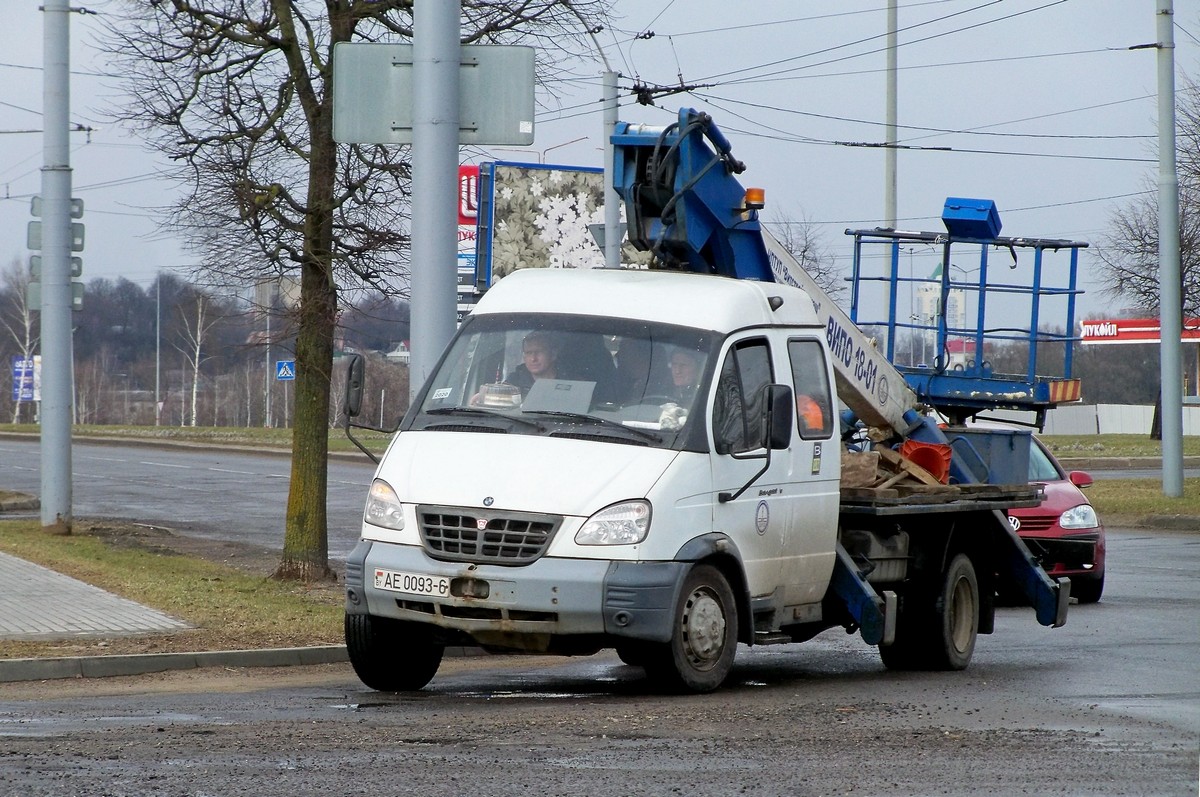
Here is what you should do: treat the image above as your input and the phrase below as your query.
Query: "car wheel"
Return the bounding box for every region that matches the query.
[345,613,444,692]
[1072,571,1105,604]
[615,643,651,667]
[643,564,738,693]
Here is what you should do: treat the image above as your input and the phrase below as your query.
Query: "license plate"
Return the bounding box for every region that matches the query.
[373,568,450,598]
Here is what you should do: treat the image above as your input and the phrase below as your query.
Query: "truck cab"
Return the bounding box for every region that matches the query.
[345,267,842,692]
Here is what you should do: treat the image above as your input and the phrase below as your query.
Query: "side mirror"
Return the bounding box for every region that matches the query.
[1068,471,1093,489]
[764,384,793,450]
[345,353,365,419]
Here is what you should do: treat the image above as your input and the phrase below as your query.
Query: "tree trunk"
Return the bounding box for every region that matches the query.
[274,61,337,582]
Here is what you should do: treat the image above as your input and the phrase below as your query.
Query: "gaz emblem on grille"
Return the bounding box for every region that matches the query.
[476,518,488,530]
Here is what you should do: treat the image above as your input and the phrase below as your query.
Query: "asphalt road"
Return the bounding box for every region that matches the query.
[0,528,1195,795]
[0,438,376,560]
[0,437,1189,564]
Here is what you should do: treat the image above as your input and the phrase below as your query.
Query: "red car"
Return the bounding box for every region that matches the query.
[1007,436,1106,603]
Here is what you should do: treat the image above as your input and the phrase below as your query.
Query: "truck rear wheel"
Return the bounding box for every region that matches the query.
[643,564,738,693]
[879,553,979,671]
[345,613,444,692]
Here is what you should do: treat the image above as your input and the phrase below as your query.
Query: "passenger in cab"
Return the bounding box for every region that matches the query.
[507,331,560,395]
[667,349,702,405]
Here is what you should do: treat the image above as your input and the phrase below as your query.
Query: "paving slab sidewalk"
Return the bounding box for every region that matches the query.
[0,550,346,683]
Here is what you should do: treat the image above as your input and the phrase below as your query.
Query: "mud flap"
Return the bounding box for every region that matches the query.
[830,544,895,646]
[993,509,1069,627]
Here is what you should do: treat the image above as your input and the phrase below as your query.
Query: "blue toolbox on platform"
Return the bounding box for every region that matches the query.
[942,427,1031,485]
[942,197,1002,240]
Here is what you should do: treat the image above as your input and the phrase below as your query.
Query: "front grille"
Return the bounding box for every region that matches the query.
[418,506,560,565]
[1011,513,1056,533]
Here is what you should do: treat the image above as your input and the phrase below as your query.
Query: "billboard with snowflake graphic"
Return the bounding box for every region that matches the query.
[474,162,650,287]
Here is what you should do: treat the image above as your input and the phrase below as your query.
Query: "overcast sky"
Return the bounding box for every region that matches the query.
[1,0,1196,324]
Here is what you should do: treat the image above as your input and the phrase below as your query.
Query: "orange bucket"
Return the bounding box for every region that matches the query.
[899,440,953,484]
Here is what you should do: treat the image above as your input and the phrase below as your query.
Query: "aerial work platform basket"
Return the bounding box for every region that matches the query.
[846,200,1088,429]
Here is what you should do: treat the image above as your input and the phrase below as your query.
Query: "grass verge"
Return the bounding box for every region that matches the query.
[0,518,343,660]
[1086,478,1200,520]
[1039,434,1200,458]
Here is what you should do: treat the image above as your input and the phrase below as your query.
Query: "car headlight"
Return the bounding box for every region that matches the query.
[575,500,651,545]
[364,479,405,530]
[1059,503,1098,530]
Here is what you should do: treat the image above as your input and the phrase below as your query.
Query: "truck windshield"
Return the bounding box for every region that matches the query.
[411,312,716,448]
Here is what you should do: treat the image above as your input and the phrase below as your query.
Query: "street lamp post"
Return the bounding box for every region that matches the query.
[155,275,161,426]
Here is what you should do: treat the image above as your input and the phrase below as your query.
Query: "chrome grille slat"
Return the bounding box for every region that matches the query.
[418,506,560,565]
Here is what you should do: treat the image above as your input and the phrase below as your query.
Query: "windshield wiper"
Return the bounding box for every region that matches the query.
[522,410,663,443]
[425,406,545,431]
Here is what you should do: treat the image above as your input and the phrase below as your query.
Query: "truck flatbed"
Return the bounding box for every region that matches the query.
[839,483,1043,515]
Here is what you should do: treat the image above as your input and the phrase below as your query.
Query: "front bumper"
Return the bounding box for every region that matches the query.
[1020,530,1105,577]
[345,540,688,648]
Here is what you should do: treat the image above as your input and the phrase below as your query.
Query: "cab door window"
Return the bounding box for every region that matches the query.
[788,339,834,439]
[713,339,773,454]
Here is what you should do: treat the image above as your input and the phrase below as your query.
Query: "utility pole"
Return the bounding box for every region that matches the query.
[1156,0,1183,497]
[39,0,74,534]
[883,0,898,229]
[265,297,272,427]
[155,275,161,426]
[603,70,621,269]
[408,0,461,404]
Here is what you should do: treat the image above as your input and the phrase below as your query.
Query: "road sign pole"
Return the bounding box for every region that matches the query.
[408,0,461,404]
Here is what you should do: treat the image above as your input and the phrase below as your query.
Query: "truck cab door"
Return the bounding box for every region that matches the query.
[778,338,840,606]
[709,336,792,598]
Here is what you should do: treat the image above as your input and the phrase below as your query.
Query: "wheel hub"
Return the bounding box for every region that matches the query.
[682,587,726,666]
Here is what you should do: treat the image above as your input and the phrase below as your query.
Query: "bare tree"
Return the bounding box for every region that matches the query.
[100,1,612,581]
[1094,75,1200,318]
[767,212,843,299]
[0,259,40,423]
[173,291,221,427]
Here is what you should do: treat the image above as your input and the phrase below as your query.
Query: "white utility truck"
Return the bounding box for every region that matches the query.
[341,109,1072,693]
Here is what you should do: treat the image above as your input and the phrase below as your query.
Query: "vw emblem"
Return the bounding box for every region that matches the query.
[1008,516,1020,531]
[476,518,488,530]
[483,496,495,507]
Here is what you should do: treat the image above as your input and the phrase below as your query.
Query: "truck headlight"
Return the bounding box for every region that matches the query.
[364,479,405,530]
[575,500,651,545]
[1059,503,1098,530]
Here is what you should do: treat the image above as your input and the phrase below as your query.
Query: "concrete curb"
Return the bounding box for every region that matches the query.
[0,496,38,512]
[0,645,350,683]
[1056,455,1200,470]
[1124,514,1200,532]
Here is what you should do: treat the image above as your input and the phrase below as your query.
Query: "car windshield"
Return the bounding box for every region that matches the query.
[410,312,717,450]
[1029,438,1063,481]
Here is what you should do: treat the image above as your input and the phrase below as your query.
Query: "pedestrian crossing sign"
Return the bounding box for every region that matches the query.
[275,360,296,381]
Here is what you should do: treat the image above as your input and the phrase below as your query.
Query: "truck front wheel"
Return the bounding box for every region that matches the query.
[345,613,444,692]
[643,564,739,693]
[880,553,979,671]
